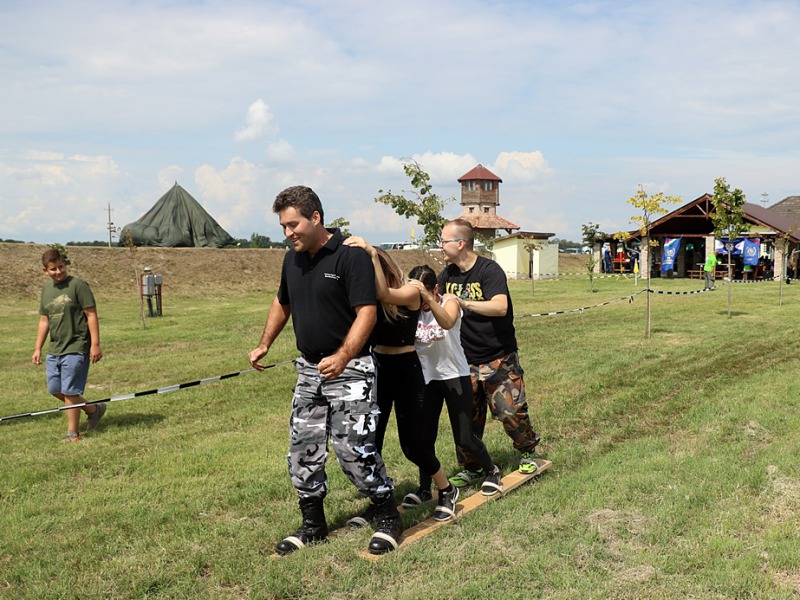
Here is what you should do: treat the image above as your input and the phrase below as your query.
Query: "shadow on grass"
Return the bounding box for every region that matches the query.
[102,411,166,430]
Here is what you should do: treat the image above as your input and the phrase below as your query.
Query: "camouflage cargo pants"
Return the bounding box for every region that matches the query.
[288,355,395,500]
[457,351,540,469]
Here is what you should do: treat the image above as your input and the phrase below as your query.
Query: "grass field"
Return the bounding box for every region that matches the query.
[2,251,800,599]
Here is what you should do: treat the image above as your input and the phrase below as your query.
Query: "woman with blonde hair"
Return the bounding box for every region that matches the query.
[344,237,460,524]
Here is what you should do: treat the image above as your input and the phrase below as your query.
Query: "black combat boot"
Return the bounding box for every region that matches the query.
[367,495,404,555]
[275,496,328,555]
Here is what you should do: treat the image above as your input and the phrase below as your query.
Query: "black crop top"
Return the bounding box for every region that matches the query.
[374,305,420,347]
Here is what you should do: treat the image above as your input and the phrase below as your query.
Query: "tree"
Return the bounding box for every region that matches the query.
[772,227,799,306]
[581,222,606,292]
[522,238,547,296]
[47,243,70,266]
[120,230,147,329]
[375,160,454,247]
[326,217,351,237]
[710,177,747,320]
[620,185,682,339]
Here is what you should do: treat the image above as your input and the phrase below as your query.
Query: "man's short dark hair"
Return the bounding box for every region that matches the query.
[41,248,65,267]
[447,218,475,250]
[273,186,324,223]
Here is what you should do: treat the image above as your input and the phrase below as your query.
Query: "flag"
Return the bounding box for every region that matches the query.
[743,238,760,266]
[661,237,681,273]
[715,238,745,255]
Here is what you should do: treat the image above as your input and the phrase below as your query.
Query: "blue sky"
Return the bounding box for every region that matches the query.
[1,0,799,245]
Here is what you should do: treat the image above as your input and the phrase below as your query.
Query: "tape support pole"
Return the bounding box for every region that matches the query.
[0,359,294,424]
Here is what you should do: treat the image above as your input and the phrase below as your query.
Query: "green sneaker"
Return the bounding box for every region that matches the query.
[448,467,484,488]
[519,452,539,475]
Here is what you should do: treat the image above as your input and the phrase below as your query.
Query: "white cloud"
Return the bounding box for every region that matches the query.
[235,99,278,142]
[157,165,185,192]
[194,157,264,235]
[265,139,295,162]
[493,151,553,181]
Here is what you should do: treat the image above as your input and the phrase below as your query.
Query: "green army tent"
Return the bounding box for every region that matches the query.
[120,183,235,248]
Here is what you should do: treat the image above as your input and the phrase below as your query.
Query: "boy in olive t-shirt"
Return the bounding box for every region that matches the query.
[32,249,106,442]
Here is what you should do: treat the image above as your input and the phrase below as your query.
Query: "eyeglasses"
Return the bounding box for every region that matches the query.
[439,238,466,245]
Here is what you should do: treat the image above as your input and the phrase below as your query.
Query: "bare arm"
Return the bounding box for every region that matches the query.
[408,281,458,330]
[457,293,508,317]
[317,304,377,380]
[344,236,420,309]
[84,307,103,363]
[32,315,49,365]
[248,296,291,371]
[428,294,460,330]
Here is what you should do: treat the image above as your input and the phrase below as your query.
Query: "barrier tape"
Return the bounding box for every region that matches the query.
[538,272,630,279]
[647,287,716,296]
[516,290,646,318]
[0,359,294,424]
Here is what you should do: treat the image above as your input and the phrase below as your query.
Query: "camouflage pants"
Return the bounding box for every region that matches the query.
[288,355,395,500]
[457,351,540,469]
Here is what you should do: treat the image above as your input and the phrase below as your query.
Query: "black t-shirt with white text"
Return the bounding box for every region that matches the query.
[437,256,517,364]
[277,229,376,360]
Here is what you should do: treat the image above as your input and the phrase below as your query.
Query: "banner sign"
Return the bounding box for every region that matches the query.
[715,238,745,255]
[742,238,761,266]
[661,237,681,273]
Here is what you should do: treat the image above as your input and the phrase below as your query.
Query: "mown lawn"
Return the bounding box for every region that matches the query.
[1,275,799,599]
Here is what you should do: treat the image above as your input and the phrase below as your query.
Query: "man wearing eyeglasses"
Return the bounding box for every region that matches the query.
[437,219,540,487]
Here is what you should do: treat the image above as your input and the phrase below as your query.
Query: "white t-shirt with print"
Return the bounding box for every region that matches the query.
[414,296,470,384]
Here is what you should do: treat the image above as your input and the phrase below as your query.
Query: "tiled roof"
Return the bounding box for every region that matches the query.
[768,195,800,221]
[460,213,519,230]
[457,164,502,183]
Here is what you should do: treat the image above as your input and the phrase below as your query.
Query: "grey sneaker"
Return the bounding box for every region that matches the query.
[86,403,107,432]
[433,485,459,522]
[62,431,81,443]
[481,466,503,497]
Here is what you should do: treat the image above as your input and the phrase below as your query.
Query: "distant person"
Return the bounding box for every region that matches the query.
[343,237,460,522]
[602,244,612,273]
[32,249,106,442]
[703,251,717,290]
[437,219,540,487]
[248,186,402,556]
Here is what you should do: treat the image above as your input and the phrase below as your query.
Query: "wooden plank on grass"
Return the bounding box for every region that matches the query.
[360,458,552,560]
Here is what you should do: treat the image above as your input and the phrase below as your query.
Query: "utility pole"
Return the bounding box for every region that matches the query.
[761,192,769,207]
[106,202,118,247]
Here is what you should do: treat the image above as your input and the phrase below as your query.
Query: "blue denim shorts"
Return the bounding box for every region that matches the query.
[46,353,90,396]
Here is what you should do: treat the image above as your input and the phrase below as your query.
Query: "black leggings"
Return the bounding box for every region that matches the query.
[374,352,440,477]
[418,376,495,488]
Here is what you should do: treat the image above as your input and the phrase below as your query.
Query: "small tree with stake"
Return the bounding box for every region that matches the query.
[581,222,606,293]
[622,185,682,339]
[774,226,799,306]
[709,177,747,320]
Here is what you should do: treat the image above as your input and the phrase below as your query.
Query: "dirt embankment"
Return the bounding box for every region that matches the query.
[1,242,587,300]
[0,243,444,300]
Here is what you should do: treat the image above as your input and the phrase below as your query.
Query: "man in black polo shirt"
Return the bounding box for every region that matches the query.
[437,219,541,486]
[248,186,402,556]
